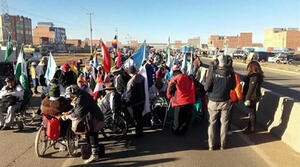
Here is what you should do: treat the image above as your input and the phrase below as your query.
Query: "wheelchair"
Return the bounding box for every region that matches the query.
[34,114,80,158]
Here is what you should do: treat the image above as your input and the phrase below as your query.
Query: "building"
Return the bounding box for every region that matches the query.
[208,33,253,51]
[0,14,32,46]
[187,37,201,48]
[33,22,66,45]
[82,38,101,48]
[264,28,300,50]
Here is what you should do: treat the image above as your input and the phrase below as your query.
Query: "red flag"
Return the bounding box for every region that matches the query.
[101,40,111,73]
[116,50,122,68]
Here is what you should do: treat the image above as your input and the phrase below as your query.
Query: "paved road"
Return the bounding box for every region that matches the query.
[1,104,300,167]
[200,57,300,102]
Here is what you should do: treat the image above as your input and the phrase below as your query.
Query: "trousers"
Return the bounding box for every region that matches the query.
[207,100,230,148]
[0,102,21,127]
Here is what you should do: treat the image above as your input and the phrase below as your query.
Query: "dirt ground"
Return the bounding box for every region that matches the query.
[52,53,96,66]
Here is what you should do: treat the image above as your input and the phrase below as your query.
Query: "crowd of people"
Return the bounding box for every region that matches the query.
[0,47,264,164]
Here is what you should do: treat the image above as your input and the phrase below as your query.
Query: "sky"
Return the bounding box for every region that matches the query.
[6,0,300,44]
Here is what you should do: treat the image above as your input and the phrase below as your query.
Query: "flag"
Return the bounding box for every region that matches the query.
[173,54,178,65]
[166,37,171,68]
[4,34,13,62]
[139,65,151,116]
[188,53,194,75]
[181,53,187,73]
[112,35,117,49]
[131,41,148,68]
[116,50,122,68]
[71,60,78,75]
[93,50,98,68]
[101,40,111,73]
[14,46,30,98]
[93,71,103,93]
[45,52,57,85]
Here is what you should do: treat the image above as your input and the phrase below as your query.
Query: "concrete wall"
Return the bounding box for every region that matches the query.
[200,66,300,153]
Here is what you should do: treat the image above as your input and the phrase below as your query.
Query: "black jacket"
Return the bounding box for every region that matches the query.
[57,70,77,88]
[243,73,263,101]
[205,65,236,102]
[124,74,145,106]
[73,90,104,122]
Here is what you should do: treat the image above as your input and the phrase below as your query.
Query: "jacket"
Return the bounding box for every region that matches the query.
[99,89,122,115]
[243,73,263,101]
[58,70,77,88]
[230,72,243,102]
[36,64,47,86]
[73,90,104,122]
[0,84,24,101]
[205,66,236,102]
[124,73,145,106]
[167,73,196,107]
[115,70,131,95]
[41,96,73,117]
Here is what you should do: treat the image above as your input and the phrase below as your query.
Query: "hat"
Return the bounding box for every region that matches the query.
[66,85,81,97]
[5,76,15,82]
[111,66,121,73]
[31,62,37,66]
[49,82,60,97]
[62,63,71,72]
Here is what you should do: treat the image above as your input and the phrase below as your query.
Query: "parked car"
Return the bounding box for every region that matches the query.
[268,53,294,64]
[253,52,275,62]
[231,50,248,59]
[288,56,300,66]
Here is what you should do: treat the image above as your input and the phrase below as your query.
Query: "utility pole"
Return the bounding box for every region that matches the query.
[87,13,93,54]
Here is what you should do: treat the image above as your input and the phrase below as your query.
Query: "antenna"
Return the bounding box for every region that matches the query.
[1,0,9,14]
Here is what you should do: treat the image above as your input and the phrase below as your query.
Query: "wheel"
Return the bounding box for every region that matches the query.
[101,114,128,139]
[276,60,280,64]
[66,128,78,157]
[35,126,48,157]
[17,122,24,131]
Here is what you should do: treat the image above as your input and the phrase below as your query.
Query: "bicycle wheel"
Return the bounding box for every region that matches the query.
[101,115,128,139]
[34,126,48,157]
[66,128,78,157]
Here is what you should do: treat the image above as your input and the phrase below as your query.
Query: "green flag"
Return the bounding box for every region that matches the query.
[15,46,30,99]
[4,34,13,62]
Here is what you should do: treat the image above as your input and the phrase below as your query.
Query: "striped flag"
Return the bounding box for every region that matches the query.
[4,34,13,62]
[101,40,111,73]
[14,46,30,98]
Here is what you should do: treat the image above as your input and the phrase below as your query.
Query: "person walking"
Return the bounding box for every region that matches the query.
[167,65,196,135]
[205,55,235,150]
[30,62,39,94]
[243,61,264,133]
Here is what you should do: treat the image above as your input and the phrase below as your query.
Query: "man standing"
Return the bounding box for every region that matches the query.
[30,62,39,94]
[205,55,235,150]
[124,66,145,137]
[167,65,195,135]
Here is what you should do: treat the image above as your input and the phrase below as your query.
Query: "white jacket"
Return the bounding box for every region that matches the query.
[0,84,24,101]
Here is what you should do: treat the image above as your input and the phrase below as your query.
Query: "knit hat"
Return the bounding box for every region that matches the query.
[49,82,60,97]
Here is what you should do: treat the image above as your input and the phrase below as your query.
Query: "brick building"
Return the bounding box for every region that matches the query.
[0,14,32,46]
[33,22,66,45]
[264,28,300,50]
[208,32,253,50]
[187,37,201,48]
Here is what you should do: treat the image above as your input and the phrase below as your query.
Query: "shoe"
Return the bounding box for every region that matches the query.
[1,126,11,130]
[208,147,214,151]
[220,146,225,150]
[0,126,3,130]
[84,154,99,164]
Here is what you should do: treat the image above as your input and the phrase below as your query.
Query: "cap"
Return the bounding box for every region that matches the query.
[5,76,15,82]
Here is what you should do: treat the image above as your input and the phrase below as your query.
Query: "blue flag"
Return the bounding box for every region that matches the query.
[45,52,57,85]
[181,53,187,73]
[131,41,148,68]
